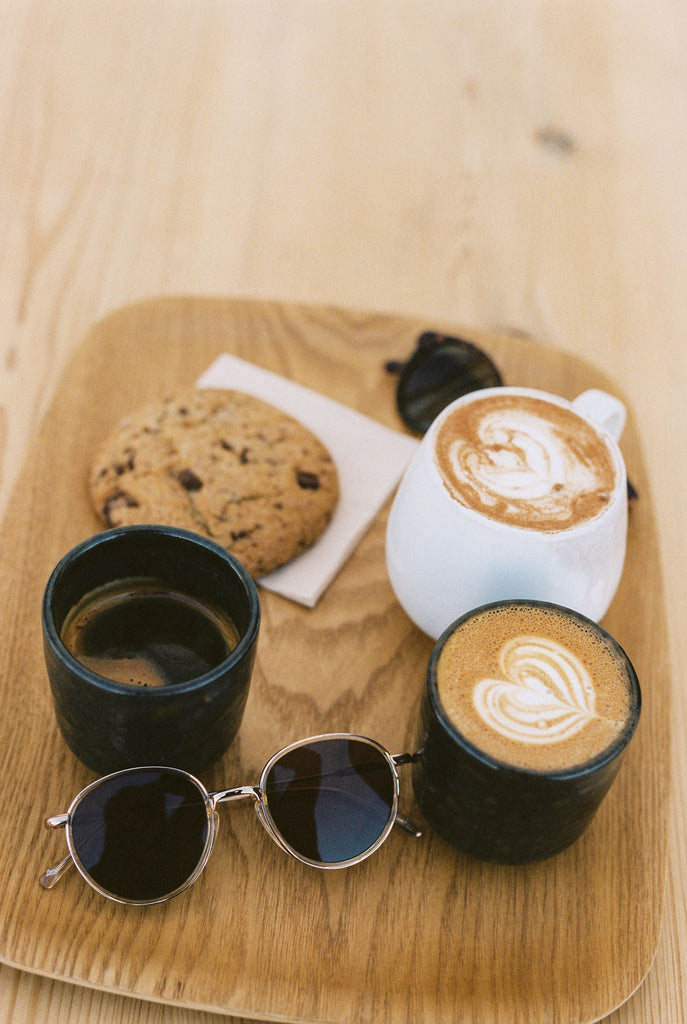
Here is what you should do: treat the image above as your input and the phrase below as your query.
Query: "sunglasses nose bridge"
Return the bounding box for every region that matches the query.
[210,785,259,809]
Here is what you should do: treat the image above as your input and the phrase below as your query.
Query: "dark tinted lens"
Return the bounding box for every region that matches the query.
[70,768,210,902]
[264,738,395,864]
[397,334,502,434]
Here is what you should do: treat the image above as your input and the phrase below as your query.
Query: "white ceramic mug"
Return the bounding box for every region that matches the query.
[385,387,628,639]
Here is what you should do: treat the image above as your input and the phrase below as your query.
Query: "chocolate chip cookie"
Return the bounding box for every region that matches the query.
[89,389,339,576]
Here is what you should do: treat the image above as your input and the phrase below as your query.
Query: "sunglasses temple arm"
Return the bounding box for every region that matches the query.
[392,752,419,766]
[39,813,74,890]
[390,753,423,836]
[395,814,422,838]
[40,853,75,890]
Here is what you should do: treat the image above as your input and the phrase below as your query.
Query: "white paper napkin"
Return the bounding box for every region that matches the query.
[196,354,419,607]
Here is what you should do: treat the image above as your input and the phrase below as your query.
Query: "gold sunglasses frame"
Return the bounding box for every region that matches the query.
[40,732,421,905]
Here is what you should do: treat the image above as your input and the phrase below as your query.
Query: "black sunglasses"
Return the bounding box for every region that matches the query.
[40,734,421,905]
[386,330,503,435]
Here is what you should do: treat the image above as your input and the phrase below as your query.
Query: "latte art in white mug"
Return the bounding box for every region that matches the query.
[437,604,632,771]
[434,393,619,532]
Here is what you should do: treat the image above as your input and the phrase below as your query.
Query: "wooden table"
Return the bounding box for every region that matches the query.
[1,3,684,1022]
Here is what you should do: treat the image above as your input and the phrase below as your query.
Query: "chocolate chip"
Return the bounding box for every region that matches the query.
[103,490,139,526]
[296,470,320,490]
[114,451,135,475]
[178,468,203,491]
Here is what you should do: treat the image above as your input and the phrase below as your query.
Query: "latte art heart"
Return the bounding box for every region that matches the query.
[436,603,634,772]
[473,636,599,746]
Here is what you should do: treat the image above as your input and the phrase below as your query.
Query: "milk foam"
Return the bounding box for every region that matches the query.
[473,636,598,746]
[435,604,633,771]
[434,394,618,531]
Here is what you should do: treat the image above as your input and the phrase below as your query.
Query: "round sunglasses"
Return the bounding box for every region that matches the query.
[386,330,503,435]
[40,734,421,905]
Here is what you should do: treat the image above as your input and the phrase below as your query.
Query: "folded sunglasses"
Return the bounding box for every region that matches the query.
[386,330,503,435]
[40,733,421,905]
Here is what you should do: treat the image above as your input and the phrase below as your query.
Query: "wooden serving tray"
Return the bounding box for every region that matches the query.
[0,298,669,1023]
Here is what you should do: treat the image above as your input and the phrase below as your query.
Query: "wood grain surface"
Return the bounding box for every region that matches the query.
[0,297,669,1024]
[3,4,686,1022]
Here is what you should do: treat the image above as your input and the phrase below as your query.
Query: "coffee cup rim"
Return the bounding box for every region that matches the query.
[42,525,261,699]
[427,385,620,439]
[426,599,641,781]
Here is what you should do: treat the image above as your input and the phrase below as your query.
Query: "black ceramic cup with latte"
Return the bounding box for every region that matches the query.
[412,599,641,863]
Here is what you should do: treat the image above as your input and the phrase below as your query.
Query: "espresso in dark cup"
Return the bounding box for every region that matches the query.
[43,526,260,775]
[412,600,641,863]
[60,577,240,688]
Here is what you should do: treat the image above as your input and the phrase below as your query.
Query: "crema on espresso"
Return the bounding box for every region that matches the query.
[433,393,618,532]
[436,603,632,771]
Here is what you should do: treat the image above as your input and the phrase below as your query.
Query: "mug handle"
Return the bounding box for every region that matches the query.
[572,389,626,442]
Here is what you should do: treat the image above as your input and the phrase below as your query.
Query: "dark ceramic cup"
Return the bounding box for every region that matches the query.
[412,600,641,863]
[42,525,260,776]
